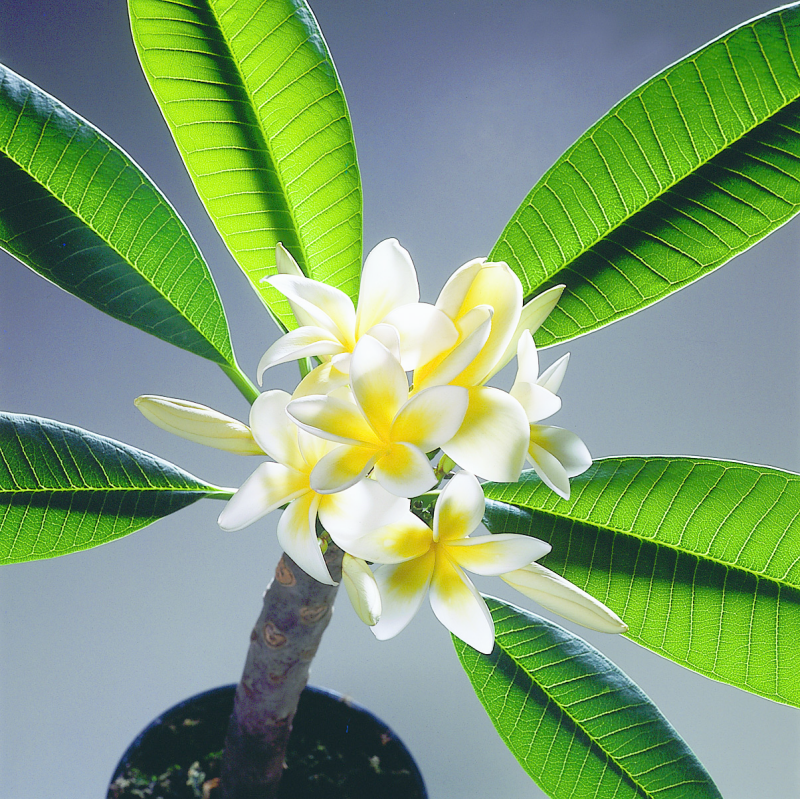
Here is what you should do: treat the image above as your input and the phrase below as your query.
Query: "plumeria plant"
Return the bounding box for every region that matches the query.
[2,2,800,798]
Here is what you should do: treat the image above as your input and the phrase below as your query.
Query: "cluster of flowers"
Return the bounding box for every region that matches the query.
[136,239,626,653]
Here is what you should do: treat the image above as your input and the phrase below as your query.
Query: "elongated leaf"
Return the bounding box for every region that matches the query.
[0,63,237,368]
[129,0,362,330]
[0,413,229,564]
[455,597,721,799]
[493,4,800,347]
[483,458,800,707]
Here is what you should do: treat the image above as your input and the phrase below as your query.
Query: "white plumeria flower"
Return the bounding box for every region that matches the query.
[501,562,627,634]
[257,239,458,387]
[410,258,565,483]
[331,471,551,654]
[217,390,407,585]
[510,330,592,499]
[134,395,264,455]
[287,335,469,497]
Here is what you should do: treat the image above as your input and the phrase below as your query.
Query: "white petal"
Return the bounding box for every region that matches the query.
[355,238,420,336]
[277,492,335,585]
[257,326,344,380]
[447,533,551,575]
[134,395,263,455]
[217,462,307,531]
[363,324,402,363]
[318,479,410,542]
[442,387,529,482]
[287,395,378,446]
[531,425,592,478]
[391,385,469,453]
[429,552,495,654]
[275,243,319,328]
[381,303,459,370]
[372,442,437,497]
[249,390,305,471]
[501,562,628,634]
[414,306,493,390]
[527,440,571,499]
[309,444,379,493]
[434,258,485,319]
[292,361,350,399]
[488,284,565,380]
[269,274,356,344]
[337,512,432,564]
[537,353,570,395]
[510,382,562,424]
[342,555,382,626]
[433,471,485,542]
[371,552,436,641]
[296,428,338,470]
[349,336,408,440]
[514,329,539,385]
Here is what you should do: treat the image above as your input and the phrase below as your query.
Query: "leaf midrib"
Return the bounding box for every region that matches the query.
[503,13,800,300]
[471,611,659,799]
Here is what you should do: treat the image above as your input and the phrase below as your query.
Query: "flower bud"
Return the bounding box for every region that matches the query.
[342,554,381,626]
[502,562,627,634]
[134,395,263,455]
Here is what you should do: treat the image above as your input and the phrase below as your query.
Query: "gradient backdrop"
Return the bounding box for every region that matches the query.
[1,1,799,797]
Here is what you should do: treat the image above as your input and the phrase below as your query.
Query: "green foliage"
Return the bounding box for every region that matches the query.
[493,4,800,347]
[0,413,228,564]
[129,0,363,331]
[483,459,800,707]
[455,597,721,799]
[0,62,238,369]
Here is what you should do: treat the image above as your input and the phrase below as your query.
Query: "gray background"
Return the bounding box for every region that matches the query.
[1,1,799,797]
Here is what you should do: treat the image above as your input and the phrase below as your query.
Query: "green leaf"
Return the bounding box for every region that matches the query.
[0,62,239,370]
[483,458,800,707]
[129,0,362,330]
[0,413,229,564]
[492,4,800,347]
[455,597,722,799]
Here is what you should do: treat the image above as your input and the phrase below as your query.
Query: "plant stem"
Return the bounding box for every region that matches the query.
[219,361,260,405]
[219,545,344,798]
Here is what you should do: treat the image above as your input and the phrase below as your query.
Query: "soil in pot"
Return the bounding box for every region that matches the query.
[107,685,427,799]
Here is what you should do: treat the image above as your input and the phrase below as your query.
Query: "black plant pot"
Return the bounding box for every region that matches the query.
[107,684,427,799]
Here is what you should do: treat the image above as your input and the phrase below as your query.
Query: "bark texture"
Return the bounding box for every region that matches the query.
[220,544,343,798]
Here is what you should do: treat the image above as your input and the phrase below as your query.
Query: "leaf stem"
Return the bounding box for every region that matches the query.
[220,361,260,404]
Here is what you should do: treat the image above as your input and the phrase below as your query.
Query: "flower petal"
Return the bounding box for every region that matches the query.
[339,511,433,564]
[510,382,562,423]
[268,274,356,345]
[487,284,565,380]
[257,326,344,380]
[309,444,379,493]
[429,551,494,654]
[501,562,628,634]
[392,385,469,453]
[217,462,308,531]
[274,243,319,328]
[381,303,459,370]
[342,555,382,626]
[355,238,420,336]
[527,439,571,499]
[287,395,378,446]
[318,478,410,542]
[414,307,493,390]
[434,258,485,318]
[530,425,592,478]
[277,492,335,585]
[350,336,408,440]
[537,353,570,395]
[433,470,485,542]
[134,395,263,455]
[371,552,436,641]
[442,387,529,482]
[447,533,551,575]
[292,361,350,398]
[249,390,305,471]
[372,442,437,497]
